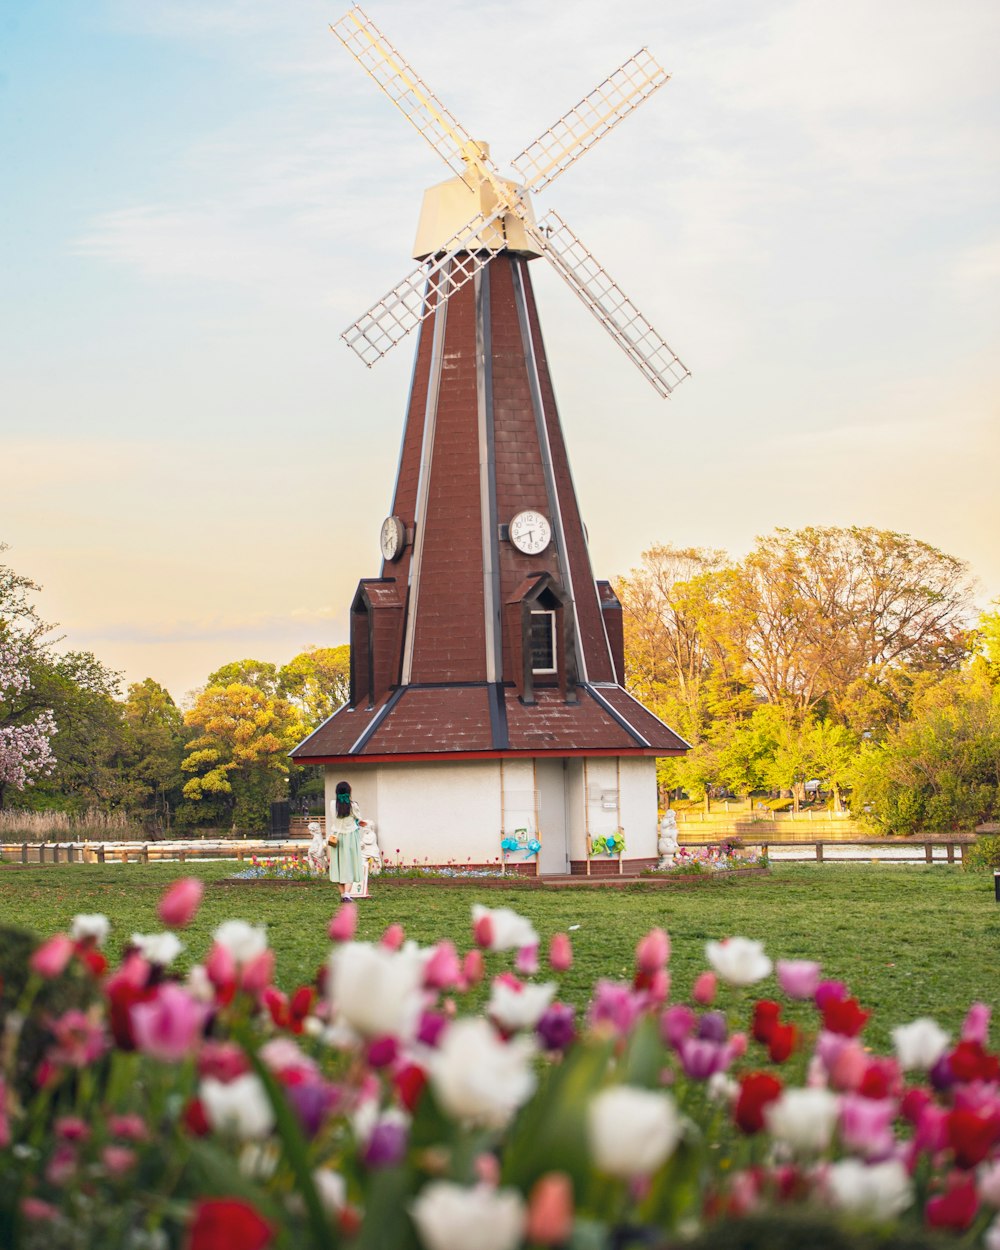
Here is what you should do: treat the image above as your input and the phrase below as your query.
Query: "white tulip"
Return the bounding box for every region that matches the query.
[705,937,772,986]
[130,931,183,967]
[986,1216,1000,1250]
[826,1159,913,1221]
[488,979,556,1032]
[979,1159,1000,1207]
[70,914,110,947]
[765,1088,840,1154]
[430,1018,536,1129]
[213,919,268,963]
[185,963,214,1003]
[411,1182,525,1250]
[472,904,538,952]
[313,1168,347,1215]
[328,941,426,1041]
[200,1074,275,1139]
[588,1085,682,1178]
[891,1018,951,1071]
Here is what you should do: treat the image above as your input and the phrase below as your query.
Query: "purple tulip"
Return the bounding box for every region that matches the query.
[363,1119,409,1168]
[537,1002,576,1052]
[697,1011,728,1043]
[587,981,643,1036]
[678,1036,729,1081]
[661,1004,696,1050]
[286,1080,340,1139]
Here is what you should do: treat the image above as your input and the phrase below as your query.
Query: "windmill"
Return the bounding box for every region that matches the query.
[291,7,690,875]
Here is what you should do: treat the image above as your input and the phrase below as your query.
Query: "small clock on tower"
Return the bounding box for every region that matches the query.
[509,509,551,555]
[380,515,406,561]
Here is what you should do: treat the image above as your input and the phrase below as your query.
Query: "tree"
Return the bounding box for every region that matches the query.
[0,631,56,805]
[181,683,306,832]
[278,645,351,729]
[121,679,186,832]
[205,659,280,697]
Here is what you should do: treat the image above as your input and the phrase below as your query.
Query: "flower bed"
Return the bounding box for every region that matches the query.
[1,881,999,1248]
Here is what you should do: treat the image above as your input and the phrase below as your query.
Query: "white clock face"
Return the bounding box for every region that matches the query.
[509,509,551,555]
[380,516,404,561]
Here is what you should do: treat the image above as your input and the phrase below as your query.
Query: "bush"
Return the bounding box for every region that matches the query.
[964,834,1000,872]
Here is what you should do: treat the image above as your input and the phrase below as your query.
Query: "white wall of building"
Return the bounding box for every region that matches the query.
[618,756,659,859]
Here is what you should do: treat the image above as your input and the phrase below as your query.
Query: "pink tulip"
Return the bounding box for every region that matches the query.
[548,933,573,972]
[55,1117,90,1142]
[815,979,849,1010]
[328,904,358,944]
[776,959,822,1000]
[829,1040,870,1092]
[198,1040,251,1083]
[727,1031,749,1061]
[661,1003,697,1049]
[692,971,718,1005]
[526,1172,574,1245]
[240,949,276,995]
[102,1146,137,1176]
[473,913,494,949]
[157,877,204,927]
[962,1002,991,1046]
[462,949,485,986]
[380,923,405,950]
[30,934,74,979]
[515,943,539,976]
[424,941,462,990]
[132,984,209,1062]
[647,969,671,1006]
[840,1094,897,1159]
[205,942,237,995]
[636,928,670,975]
[48,1010,107,1068]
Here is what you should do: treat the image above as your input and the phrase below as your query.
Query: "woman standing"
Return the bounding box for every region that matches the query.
[328,780,363,901]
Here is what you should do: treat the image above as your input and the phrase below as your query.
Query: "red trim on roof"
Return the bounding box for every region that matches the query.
[295,747,686,765]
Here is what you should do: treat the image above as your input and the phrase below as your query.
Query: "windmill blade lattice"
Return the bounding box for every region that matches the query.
[532,211,690,397]
[343,208,508,365]
[332,6,497,188]
[511,49,669,194]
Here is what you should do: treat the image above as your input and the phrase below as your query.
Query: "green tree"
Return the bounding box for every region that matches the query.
[278,645,351,729]
[120,679,186,832]
[205,658,280,696]
[181,683,306,832]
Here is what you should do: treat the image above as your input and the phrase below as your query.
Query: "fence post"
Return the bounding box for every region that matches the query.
[97,845,106,864]
[142,845,149,864]
[947,843,955,864]
[68,845,76,864]
[925,843,933,864]
[53,844,61,864]
[21,843,28,864]
[815,842,824,862]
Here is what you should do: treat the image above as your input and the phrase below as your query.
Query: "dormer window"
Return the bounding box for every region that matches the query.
[530,610,557,674]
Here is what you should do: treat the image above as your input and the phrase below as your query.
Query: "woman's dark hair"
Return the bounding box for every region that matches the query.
[335,781,352,818]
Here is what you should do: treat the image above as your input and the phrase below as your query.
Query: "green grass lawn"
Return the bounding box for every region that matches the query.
[2,861,998,1049]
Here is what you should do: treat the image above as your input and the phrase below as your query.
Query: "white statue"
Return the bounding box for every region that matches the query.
[359,821,382,877]
[306,821,328,876]
[657,810,679,869]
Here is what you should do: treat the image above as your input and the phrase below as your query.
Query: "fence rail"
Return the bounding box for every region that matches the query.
[680,836,978,864]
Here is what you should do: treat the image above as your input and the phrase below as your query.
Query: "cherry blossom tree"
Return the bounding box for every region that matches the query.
[0,630,56,802]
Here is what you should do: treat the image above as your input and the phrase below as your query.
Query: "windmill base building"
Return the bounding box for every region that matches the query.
[291,8,690,874]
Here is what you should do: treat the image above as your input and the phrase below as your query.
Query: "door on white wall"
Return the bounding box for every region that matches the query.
[536,759,570,875]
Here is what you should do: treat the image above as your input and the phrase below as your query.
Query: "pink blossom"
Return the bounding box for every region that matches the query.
[102,1145,137,1176]
[829,1041,870,1092]
[329,903,358,943]
[30,934,74,979]
[473,913,494,948]
[205,941,237,996]
[913,1103,949,1155]
[636,928,670,975]
[963,1003,992,1046]
[815,980,849,1010]
[587,980,644,1035]
[661,1004,696,1049]
[548,933,573,972]
[46,1143,77,1185]
[776,959,822,1000]
[131,984,209,1063]
[48,1009,106,1068]
[260,1037,319,1080]
[646,969,671,1006]
[381,923,405,950]
[692,971,717,1005]
[462,949,485,986]
[515,944,539,976]
[198,1041,251,1083]
[108,1114,148,1141]
[55,1116,90,1142]
[240,949,276,994]
[840,1095,897,1160]
[158,877,204,927]
[20,1198,59,1223]
[0,634,56,791]
[678,1037,730,1081]
[728,1032,749,1061]
[424,941,462,990]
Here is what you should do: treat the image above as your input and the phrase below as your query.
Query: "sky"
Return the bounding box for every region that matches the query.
[3,0,998,704]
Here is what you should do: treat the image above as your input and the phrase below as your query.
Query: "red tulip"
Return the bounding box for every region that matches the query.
[751,1000,781,1045]
[821,995,870,1037]
[526,1172,574,1245]
[734,1072,783,1135]
[187,1198,273,1250]
[947,1108,1000,1169]
[925,1174,978,1231]
[768,1022,798,1064]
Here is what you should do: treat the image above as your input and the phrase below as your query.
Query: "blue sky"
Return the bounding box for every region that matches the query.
[3,0,998,700]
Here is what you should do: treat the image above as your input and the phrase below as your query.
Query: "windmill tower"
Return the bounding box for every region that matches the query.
[292,7,690,874]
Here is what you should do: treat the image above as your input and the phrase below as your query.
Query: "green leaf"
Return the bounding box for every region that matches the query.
[620,1014,665,1089]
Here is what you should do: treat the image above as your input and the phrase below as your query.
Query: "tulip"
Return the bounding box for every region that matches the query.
[198,1040,251,1083]
[536,1002,576,1052]
[104,953,154,1050]
[768,1022,798,1064]
[698,1011,728,1043]
[213,919,268,964]
[548,932,573,972]
[489,979,556,1033]
[926,1174,979,1231]
[947,1108,1000,1169]
[893,1018,951,1071]
[424,941,462,990]
[129,932,183,968]
[814,979,849,1010]
[962,1002,992,1046]
[765,1088,840,1154]
[313,1168,347,1215]
[205,942,238,999]
[840,1095,897,1160]
[678,1037,729,1081]
[734,1072,783,1135]
[200,1074,275,1139]
[515,943,539,975]
[635,928,670,975]
[411,1182,526,1250]
[102,1146,137,1176]
[526,1173,574,1246]
[822,996,870,1038]
[776,958,821,1000]
[462,949,485,986]
[588,1085,681,1177]
[131,984,209,1063]
[751,1000,782,1044]
[47,1009,107,1068]
[328,941,426,1041]
[187,1199,274,1250]
[381,922,405,950]
[29,934,74,979]
[471,905,538,952]
[692,971,717,1005]
[430,1018,535,1129]
[69,914,110,948]
[661,1004,696,1049]
[705,937,772,986]
[157,878,203,927]
[587,980,644,1035]
[986,1217,1000,1250]
[328,902,359,943]
[826,1159,913,1221]
[979,1159,1000,1207]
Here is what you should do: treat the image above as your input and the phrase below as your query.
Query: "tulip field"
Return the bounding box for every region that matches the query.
[2,861,1000,1248]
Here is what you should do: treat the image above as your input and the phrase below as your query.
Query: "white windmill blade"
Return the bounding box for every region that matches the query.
[342,208,508,365]
[510,49,669,194]
[532,211,690,398]
[332,7,497,189]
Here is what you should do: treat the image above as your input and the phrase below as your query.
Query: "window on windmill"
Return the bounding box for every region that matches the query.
[529,609,557,674]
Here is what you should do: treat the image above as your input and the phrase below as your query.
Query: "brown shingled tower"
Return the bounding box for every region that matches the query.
[292,7,690,873]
